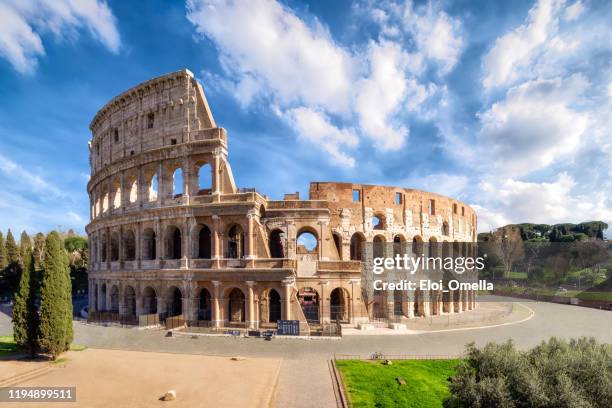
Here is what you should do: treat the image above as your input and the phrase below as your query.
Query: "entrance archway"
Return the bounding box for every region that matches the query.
[124,286,136,316]
[227,288,245,322]
[268,289,281,322]
[199,288,211,321]
[167,287,182,316]
[330,287,349,323]
[142,287,157,314]
[110,285,119,313]
[298,287,320,323]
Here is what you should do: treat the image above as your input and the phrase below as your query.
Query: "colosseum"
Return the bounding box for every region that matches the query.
[86,69,478,334]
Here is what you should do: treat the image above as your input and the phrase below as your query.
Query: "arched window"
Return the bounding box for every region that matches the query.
[167,287,182,316]
[142,287,157,314]
[110,232,120,261]
[429,237,437,257]
[197,164,212,194]
[166,226,182,260]
[143,228,156,260]
[148,174,158,202]
[100,233,108,262]
[129,179,138,203]
[350,233,365,261]
[227,288,245,322]
[112,185,121,209]
[269,229,285,258]
[197,225,211,259]
[124,230,136,261]
[373,235,385,259]
[102,192,109,212]
[442,222,449,236]
[296,230,318,255]
[412,236,423,255]
[372,215,384,230]
[172,168,183,197]
[227,225,244,259]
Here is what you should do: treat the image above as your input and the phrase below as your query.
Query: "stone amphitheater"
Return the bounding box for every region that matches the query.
[86,69,478,333]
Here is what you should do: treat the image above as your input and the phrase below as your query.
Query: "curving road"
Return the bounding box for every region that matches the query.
[2,299,611,407]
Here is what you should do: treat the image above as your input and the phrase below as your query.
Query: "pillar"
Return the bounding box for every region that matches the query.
[212,149,221,196]
[319,281,328,323]
[212,281,221,327]
[246,281,256,329]
[245,211,257,260]
[282,280,292,320]
[212,215,221,260]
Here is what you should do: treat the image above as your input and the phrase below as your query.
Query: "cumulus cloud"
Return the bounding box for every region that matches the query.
[477,75,589,176]
[187,0,459,166]
[563,1,584,21]
[482,0,565,90]
[0,152,66,198]
[0,0,121,74]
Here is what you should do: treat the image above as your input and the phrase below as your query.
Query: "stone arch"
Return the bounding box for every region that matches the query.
[298,287,320,322]
[296,227,318,255]
[127,173,138,203]
[111,179,121,209]
[194,224,212,259]
[142,228,156,260]
[226,287,245,323]
[100,283,107,311]
[412,235,423,255]
[197,163,212,194]
[442,221,450,236]
[373,234,385,259]
[100,232,108,262]
[166,286,183,316]
[124,286,136,316]
[147,173,158,202]
[109,285,119,312]
[110,231,120,261]
[414,288,425,317]
[269,229,285,258]
[165,225,182,260]
[372,213,385,230]
[142,286,158,314]
[226,224,244,259]
[350,232,365,261]
[428,236,438,257]
[172,167,184,197]
[393,234,406,257]
[123,229,136,261]
[330,287,350,323]
[198,287,212,321]
[260,288,282,324]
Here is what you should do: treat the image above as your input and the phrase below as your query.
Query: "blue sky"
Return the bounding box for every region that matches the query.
[0,0,610,235]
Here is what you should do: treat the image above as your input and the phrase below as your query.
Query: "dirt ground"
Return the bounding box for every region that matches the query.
[0,348,282,408]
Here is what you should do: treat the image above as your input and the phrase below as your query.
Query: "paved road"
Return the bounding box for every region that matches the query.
[2,300,611,407]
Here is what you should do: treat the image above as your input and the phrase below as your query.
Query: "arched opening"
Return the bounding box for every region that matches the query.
[414,288,424,317]
[110,285,119,313]
[227,288,245,322]
[442,289,451,313]
[373,235,385,259]
[350,233,365,261]
[198,288,211,321]
[330,287,349,323]
[393,234,405,257]
[227,224,244,259]
[102,192,109,213]
[112,184,121,209]
[197,163,212,194]
[442,221,449,236]
[142,287,157,314]
[124,230,136,261]
[268,289,281,322]
[124,286,136,316]
[269,229,285,258]
[148,174,158,202]
[129,178,138,203]
[100,283,107,311]
[110,232,120,261]
[298,287,319,322]
[172,168,183,197]
[166,226,182,260]
[143,228,156,260]
[412,236,423,256]
[332,233,342,260]
[167,287,182,316]
[197,225,212,259]
[393,290,403,316]
[429,237,438,257]
[100,233,108,262]
[296,230,318,255]
[372,214,384,230]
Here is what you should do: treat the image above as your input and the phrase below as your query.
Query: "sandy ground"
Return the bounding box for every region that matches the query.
[0,349,281,408]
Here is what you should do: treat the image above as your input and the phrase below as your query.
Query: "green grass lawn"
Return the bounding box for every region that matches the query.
[336,359,460,408]
[0,335,18,356]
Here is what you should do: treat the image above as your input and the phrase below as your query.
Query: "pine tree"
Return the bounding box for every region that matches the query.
[12,248,39,356]
[5,230,19,263]
[38,231,73,359]
[19,231,32,263]
[33,233,45,270]
[0,232,6,271]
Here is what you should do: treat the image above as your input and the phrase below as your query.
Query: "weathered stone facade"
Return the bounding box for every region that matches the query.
[86,69,478,330]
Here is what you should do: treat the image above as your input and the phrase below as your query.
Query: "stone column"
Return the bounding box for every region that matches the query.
[212,281,221,327]
[406,292,414,318]
[245,210,257,260]
[282,279,293,320]
[97,283,103,311]
[156,295,166,316]
[246,281,256,329]
[423,290,430,316]
[211,215,221,260]
[319,281,328,323]
[212,149,221,196]
[157,161,165,206]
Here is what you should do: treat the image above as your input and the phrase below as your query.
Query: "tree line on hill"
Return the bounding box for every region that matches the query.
[0,229,88,359]
[478,221,608,243]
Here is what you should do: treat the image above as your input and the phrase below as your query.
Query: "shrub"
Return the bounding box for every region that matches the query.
[446,338,612,408]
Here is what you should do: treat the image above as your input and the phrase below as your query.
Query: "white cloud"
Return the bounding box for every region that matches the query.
[477,75,589,176]
[482,0,564,90]
[0,152,66,198]
[0,0,120,74]
[563,1,584,21]
[287,107,358,167]
[187,0,456,166]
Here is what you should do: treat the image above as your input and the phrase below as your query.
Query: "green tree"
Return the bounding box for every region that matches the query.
[0,232,6,271]
[3,230,22,296]
[33,233,45,270]
[5,229,19,263]
[19,231,32,262]
[37,231,73,359]
[12,248,39,356]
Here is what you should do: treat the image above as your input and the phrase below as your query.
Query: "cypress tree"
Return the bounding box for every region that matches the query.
[5,230,19,263]
[33,233,45,270]
[19,231,32,263]
[0,232,6,271]
[12,248,39,356]
[4,230,21,296]
[38,231,73,359]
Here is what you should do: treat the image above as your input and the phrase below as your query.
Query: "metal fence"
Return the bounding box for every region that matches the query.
[87,312,138,326]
